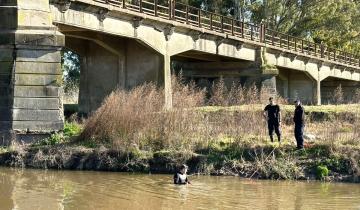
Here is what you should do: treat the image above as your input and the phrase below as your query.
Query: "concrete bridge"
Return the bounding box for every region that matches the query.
[1,0,360,142]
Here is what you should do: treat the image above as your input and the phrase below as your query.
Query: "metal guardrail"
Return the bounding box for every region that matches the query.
[93,0,360,68]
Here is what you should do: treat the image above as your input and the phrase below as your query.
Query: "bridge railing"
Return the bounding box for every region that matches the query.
[92,0,359,68]
[264,29,359,66]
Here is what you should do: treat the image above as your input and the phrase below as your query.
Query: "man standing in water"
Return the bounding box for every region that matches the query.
[174,164,191,185]
[263,97,281,143]
[293,99,305,149]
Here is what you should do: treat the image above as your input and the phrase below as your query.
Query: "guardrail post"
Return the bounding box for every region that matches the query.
[185,5,189,24]
[221,16,224,33]
[349,54,352,65]
[334,49,336,61]
[241,22,244,38]
[320,44,324,58]
[287,35,290,49]
[172,0,176,19]
[231,19,234,35]
[250,25,253,40]
[314,44,317,56]
[262,24,266,43]
[155,0,158,16]
[168,0,172,19]
[301,40,304,53]
[327,47,330,59]
[210,13,213,30]
[344,53,347,64]
[307,41,310,54]
[139,0,143,12]
[271,31,274,45]
[294,39,297,51]
[122,0,126,8]
[198,9,201,27]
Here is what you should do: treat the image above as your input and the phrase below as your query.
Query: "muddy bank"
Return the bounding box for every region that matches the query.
[0,144,359,183]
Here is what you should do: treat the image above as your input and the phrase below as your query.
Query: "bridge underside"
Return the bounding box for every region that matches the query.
[277,68,316,104]
[321,78,360,104]
[61,26,164,115]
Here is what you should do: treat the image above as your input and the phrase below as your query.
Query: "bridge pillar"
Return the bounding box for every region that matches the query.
[316,79,321,105]
[164,54,173,109]
[261,75,277,95]
[0,0,64,144]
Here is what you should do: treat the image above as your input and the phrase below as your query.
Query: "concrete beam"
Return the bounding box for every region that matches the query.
[12,121,64,132]
[14,86,61,98]
[13,98,60,110]
[12,109,62,121]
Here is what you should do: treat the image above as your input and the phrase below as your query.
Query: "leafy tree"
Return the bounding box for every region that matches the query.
[61,50,81,93]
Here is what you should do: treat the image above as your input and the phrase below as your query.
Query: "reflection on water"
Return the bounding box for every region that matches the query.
[0,167,360,210]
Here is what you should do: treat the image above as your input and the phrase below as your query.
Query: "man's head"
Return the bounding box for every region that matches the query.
[269,97,274,105]
[180,164,188,174]
[294,99,301,107]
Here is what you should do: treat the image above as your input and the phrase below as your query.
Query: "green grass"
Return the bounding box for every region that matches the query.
[33,122,83,146]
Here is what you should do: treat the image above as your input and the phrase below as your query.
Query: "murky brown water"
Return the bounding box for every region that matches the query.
[0,167,360,210]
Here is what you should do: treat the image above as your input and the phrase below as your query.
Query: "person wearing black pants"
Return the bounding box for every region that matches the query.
[293,100,305,149]
[264,97,281,143]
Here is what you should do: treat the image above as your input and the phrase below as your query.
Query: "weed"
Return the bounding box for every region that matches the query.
[316,165,329,180]
[63,122,82,137]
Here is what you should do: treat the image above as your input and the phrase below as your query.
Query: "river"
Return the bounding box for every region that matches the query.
[0,167,359,210]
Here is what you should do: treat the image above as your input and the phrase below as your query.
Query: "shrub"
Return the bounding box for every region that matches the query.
[63,122,82,137]
[209,77,228,106]
[316,165,329,179]
[333,84,344,105]
[37,133,64,146]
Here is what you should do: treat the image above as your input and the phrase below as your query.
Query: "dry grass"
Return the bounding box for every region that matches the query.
[79,75,360,154]
[80,76,277,151]
[208,77,287,106]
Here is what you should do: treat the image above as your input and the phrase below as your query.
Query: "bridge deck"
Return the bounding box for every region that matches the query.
[89,0,360,69]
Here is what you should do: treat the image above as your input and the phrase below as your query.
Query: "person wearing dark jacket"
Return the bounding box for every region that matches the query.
[293,100,305,149]
[174,164,191,185]
[263,97,282,143]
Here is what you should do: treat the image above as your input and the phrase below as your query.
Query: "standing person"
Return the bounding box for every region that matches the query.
[293,99,305,149]
[173,164,191,185]
[263,97,281,143]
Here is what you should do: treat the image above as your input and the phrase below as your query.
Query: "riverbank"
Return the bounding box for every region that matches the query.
[0,141,359,183]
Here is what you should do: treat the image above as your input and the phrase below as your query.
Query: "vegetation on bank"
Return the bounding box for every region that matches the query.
[1,76,359,183]
[1,138,359,182]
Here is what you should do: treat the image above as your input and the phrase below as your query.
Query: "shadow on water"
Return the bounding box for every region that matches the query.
[0,167,360,210]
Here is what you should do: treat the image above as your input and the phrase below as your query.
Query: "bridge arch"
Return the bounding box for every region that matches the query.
[321,77,360,104]
[59,26,165,115]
